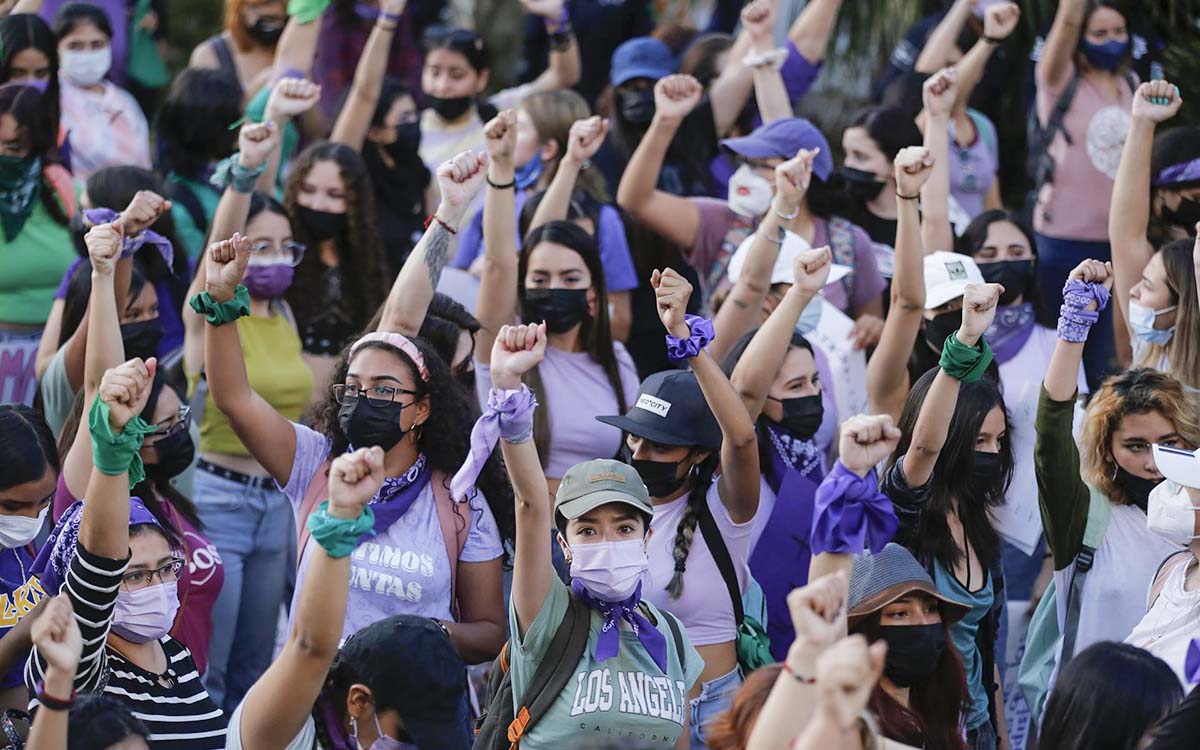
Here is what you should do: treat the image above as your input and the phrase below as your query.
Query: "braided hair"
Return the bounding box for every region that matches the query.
[665,452,719,599]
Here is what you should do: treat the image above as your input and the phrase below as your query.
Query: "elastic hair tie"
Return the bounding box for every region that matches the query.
[350,332,430,382]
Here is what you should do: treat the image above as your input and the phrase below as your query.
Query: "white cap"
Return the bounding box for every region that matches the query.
[727,231,851,287]
[1153,444,1200,489]
[924,251,984,309]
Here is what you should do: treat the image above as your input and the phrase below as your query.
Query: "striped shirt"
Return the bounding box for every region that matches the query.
[26,544,227,749]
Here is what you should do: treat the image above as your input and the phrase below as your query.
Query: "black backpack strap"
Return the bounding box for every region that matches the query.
[1042,72,1082,148]
[662,609,685,668]
[511,594,591,742]
[1059,541,1095,664]
[210,35,237,80]
[694,492,745,627]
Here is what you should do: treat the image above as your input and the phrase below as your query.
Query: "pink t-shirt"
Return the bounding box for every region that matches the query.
[53,476,224,675]
[1033,63,1136,241]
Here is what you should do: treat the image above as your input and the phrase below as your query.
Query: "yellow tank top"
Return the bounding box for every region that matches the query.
[199,311,313,456]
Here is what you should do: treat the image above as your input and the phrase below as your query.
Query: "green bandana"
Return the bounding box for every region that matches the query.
[0,154,41,242]
[287,0,331,24]
[88,397,157,487]
[307,500,375,558]
[938,332,994,384]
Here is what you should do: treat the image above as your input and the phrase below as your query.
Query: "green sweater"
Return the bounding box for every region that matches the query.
[0,199,76,325]
[1034,386,1092,571]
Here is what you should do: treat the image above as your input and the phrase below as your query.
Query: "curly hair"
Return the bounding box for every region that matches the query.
[1080,367,1200,506]
[284,142,390,341]
[309,336,515,552]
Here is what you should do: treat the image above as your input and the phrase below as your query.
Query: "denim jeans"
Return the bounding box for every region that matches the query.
[966,719,999,750]
[194,465,295,713]
[1033,234,1116,391]
[689,665,742,750]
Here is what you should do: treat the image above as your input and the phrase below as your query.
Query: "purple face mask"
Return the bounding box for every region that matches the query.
[243,263,294,299]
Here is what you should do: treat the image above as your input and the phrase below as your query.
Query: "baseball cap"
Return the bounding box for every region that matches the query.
[726,230,852,286]
[555,459,654,521]
[610,37,676,87]
[596,369,721,449]
[1153,445,1200,490]
[848,544,970,628]
[334,616,470,750]
[720,118,834,181]
[924,251,984,309]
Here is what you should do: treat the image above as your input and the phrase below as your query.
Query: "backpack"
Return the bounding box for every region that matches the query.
[1018,487,1110,722]
[473,593,686,750]
[295,463,469,615]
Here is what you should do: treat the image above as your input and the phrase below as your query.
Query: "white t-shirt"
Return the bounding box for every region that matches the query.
[1126,554,1200,687]
[225,704,318,750]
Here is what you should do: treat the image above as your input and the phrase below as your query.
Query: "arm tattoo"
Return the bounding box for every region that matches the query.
[423,225,452,286]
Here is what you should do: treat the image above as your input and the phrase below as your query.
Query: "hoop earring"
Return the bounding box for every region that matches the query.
[409,423,423,444]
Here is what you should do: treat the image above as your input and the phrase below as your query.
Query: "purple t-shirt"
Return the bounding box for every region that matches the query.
[54,257,184,358]
[282,423,504,640]
[473,342,640,479]
[948,110,999,222]
[688,198,886,315]
[0,543,45,688]
[450,191,639,293]
[710,41,824,198]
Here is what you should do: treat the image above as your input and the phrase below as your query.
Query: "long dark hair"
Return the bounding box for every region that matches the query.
[847,106,923,163]
[957,209,1057,329]
[886,369,1012,573]
[154,68,242,180]
[0,14,61,142]
[310,336,515,551]
[0,404,59,491]
[856,613,968,750]
[283,142,390,338]
[421,28,496,122]
[57,260,152,351]
[51,2,113,40]
[1139,686,1200,750]
[0,84,67,224]
[1038,642,1180,750]
[517,221,628,469]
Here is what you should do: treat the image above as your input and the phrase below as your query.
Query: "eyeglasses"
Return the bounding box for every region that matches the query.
[250,240,306,267]
[152,405,192,437]
[121,558,185,589]
[333,383,418,407]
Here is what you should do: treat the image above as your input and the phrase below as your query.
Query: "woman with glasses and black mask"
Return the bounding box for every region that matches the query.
[180,121,313,713]
[51,217,222,678]
[202,153,512,682]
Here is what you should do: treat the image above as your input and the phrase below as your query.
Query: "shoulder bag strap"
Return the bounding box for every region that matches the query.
[430,471,468,618]
[511,594,592,746]
[297,461,333,556]
[693,492,745,626]
[1148,550,1194,609]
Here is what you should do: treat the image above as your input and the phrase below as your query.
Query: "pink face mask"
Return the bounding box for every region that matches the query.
[111,581,179,643]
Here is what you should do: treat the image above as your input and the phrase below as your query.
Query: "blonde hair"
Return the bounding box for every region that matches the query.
[1134,240,1200,391]
[1079,367,1200,505]
[520,90,608,202]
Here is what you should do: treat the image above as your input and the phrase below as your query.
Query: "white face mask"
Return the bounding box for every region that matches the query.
[1146,480,1200,546]
[0,506,47,548]
[567,537,649,602]
[1128,299,1176,346]
[60,46,112,87]
[727,165,774,218]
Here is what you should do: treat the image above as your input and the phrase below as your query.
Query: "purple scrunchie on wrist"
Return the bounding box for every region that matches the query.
[665,315,715,362]
[1057,279,1110,343]
[449,385,538,501]
[809,461,898,555]
[83,208,175,271]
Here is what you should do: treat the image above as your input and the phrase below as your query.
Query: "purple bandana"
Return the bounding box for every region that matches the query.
[986,302,1037,365]
[32,497,163,595]
[359,454,429,541]
[1186,638,1200,684]
[1153,158,1200,187]
[83,207,175,271]
[449,386,537,502]
[570,579,668,674]
[809,461,898,556]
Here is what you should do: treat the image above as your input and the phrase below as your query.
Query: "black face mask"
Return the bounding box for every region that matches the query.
[878,623,946,688]
[385,121,422,159]
[618,88,656,126]
[973,451,1003,491]
[146,428,196,481]
[631,457,688,499]
[338,398,409,452]
[840,166,886,203]
[121,318,163,362]
[771,394,823,440]
[456,368,476,394]
[297,206,348,242]
[923,309,962,353]
[246,16,285,46]
[1161,196,1200,230]
[1116,467,1159,511]
[425,94,473,122]
[521,288,590,334]
[979,260,1035,306]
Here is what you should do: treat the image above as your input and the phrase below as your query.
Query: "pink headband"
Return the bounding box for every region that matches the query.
[350,332,430,382]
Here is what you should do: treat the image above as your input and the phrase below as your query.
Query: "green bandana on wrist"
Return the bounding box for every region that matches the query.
[88,398,157,487]
[939,332,994,384]
[287,0,331,24]
[307,500,375,558]
[189,285,251,326]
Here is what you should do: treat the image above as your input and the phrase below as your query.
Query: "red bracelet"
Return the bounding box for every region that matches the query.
[424,214,457,235]
[36,680,76,711]
[783,663,816,684]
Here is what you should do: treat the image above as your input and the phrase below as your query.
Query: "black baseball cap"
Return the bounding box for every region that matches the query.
[334,616,469,750]
[596,369,722,450]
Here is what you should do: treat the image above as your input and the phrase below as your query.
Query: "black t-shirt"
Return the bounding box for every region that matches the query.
[846,203,898,248]
[595,98,719,201]
[625,255,702,379]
